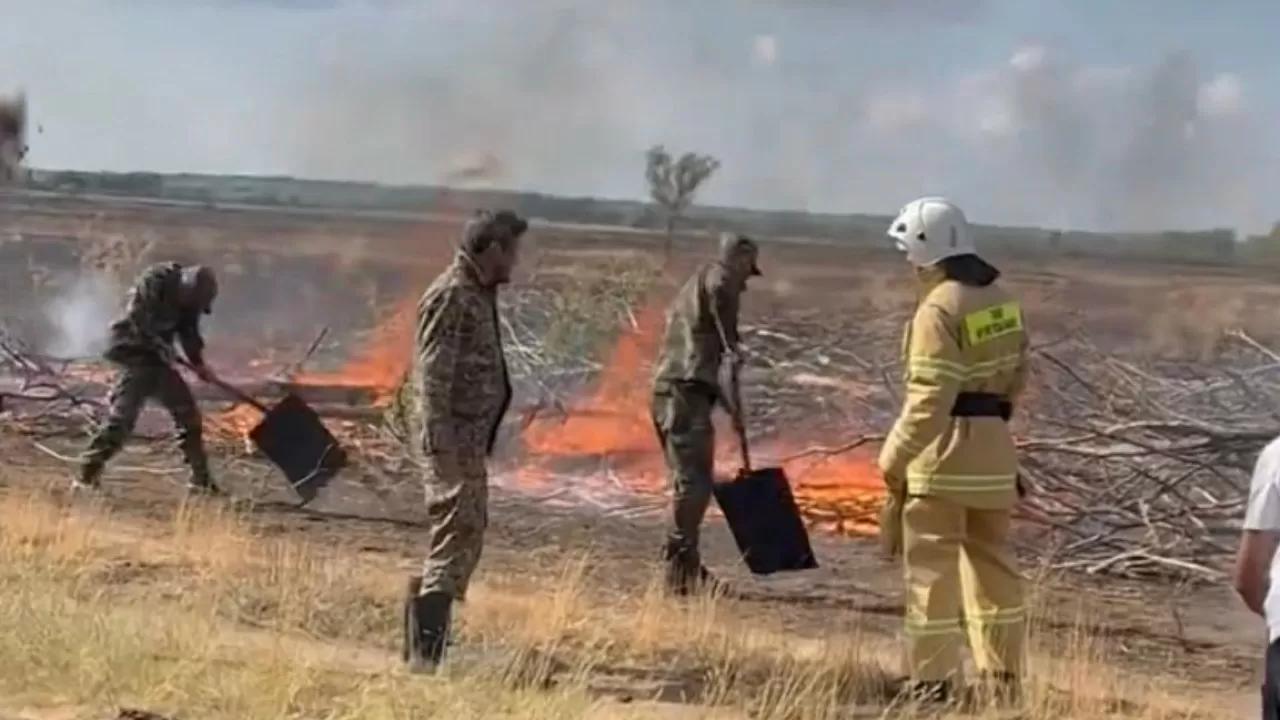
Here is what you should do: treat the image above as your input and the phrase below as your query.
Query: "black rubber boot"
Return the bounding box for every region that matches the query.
[403,576,452,673]
[184,457,224,496]
[401,576,422,664]
[662,544,694,596]
[662,544,727,598]
[898,679,955,708]
[73,460,103,491]
[185,477,225,496]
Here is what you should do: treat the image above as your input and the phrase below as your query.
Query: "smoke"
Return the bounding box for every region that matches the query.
[0,1,1274,233]
[962,46,1270,233]
[936,44,1274,233]
[42,273,117,360]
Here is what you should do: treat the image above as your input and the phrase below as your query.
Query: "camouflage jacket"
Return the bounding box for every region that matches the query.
[651,261,743,395]
[105,262,205,366]
[406,256,512,461]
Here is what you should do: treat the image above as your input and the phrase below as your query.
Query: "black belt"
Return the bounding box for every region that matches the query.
[950,392,1012,421]
[654,378,719,400]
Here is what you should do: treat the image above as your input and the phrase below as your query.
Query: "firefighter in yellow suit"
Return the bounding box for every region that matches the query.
[877,196,1030,707]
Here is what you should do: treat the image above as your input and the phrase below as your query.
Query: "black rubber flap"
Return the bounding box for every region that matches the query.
[712,466,819,576]
[247,392,348,504]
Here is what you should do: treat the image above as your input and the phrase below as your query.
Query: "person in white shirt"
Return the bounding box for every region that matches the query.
[1233,435,1280,720]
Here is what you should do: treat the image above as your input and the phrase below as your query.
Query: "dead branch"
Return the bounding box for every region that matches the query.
[781,434,886,462]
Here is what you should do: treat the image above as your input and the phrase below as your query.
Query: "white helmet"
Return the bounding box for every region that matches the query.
[887,196,976,267]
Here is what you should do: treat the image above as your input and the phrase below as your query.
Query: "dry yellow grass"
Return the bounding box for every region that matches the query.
[0,487,1241,720]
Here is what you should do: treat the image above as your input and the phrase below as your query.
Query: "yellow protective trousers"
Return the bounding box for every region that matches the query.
[901,495,1025,681]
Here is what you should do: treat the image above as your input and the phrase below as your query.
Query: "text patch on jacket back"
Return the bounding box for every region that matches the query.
[963,301,1023,347]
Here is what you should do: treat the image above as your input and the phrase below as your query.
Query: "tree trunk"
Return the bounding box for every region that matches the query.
[662,214,676,263]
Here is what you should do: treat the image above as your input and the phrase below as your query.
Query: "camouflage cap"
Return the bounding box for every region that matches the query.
[718,232,762,276]
[180,265,218,315]
[461,208,529,255]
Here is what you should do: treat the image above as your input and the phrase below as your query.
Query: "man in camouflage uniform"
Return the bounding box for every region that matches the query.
[77,262,223,495]
[651,232,762,596]
[402,209,523,672]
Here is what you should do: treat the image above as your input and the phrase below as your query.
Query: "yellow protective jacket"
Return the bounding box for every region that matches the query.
[878,264,1030,511]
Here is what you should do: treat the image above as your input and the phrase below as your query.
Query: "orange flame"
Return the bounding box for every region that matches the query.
[210,403,264,447]
[291,295,417,404]
[522,304,664,461]
[519,302,885,534]
[209,295,415,439]
[206,288,886,535]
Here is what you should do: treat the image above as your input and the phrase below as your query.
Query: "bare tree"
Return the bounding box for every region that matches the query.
[644,145,720,257]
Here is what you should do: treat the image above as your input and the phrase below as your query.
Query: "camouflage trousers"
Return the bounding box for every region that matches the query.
[651,381,717,568]
[83,362,211,483]
[419,452,489,601]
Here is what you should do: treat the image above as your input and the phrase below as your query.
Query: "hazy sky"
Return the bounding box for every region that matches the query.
[1,0,1277,232]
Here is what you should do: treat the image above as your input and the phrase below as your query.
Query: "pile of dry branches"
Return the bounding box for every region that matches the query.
[1014,330,1280,580]
[744,315,1277,581]
[738,308,1278,580]
[0,326,104,434]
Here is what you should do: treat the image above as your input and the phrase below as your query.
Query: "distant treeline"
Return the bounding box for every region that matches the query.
[26,169,1280,267]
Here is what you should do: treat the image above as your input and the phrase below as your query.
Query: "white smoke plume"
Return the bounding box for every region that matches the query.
[0,1,1274,233]
[42,273,116,360]
[944,46,1267,233]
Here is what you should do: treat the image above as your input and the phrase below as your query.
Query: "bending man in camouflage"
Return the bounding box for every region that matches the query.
[403,209,523,671]
[651,232,761,596]
[77,262,223,494]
